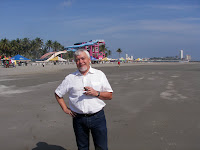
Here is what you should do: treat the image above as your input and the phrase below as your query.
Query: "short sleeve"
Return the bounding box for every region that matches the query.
[101,72,113,92]
[55,77,69,98]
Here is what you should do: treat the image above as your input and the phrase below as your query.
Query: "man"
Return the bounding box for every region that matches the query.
[55,49,113,150]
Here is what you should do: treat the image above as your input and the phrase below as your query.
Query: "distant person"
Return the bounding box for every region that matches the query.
[118,61,120,67]
[11,59,15,68]
[6,60,9,68]
[55,49,113,150]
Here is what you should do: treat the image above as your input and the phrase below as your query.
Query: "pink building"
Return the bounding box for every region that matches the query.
[67,40,106,60]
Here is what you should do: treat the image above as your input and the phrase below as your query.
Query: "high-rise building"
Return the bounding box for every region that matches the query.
[126,54,128,59]
[179,50,183,60]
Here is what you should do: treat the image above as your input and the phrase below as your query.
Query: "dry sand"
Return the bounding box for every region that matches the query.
[1,62,200,150]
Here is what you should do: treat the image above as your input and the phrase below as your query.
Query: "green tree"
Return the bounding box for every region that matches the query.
[52,41,63,52]
[99,44,105,53]
[10,40,19,56]
[0,37,65,59]
[0,38,10,56]
[15,38,23,55]
[106,50,112,57]
[99,44,109,58]
[116,48,122,58]
[34,37,44,58]
[45,40,53,52]
[21,38,31,57]
[52,41,59,52]
[30,40,37,59]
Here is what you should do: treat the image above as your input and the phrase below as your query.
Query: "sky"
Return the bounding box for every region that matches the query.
[0,0,200,60]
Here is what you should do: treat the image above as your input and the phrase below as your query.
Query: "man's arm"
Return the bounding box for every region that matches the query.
[97,92,112,100]
[84,86,112,100]
[55,93,76,117]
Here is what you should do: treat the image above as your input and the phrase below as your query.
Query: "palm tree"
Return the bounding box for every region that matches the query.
[35,37,43,49]
[106,50,112,57]
[22,38,31,57]
[99,44,105,53]
[30,40,37,59]
[10,40,19,56]
[45,40,53,52]
[0,38,10,56]
[15,38,23,55]
[35,37,44,58]
[52,41,59,52]
[116,48,122,58]
[52,41,61,52]
[99,44,108,58]
[0,37,67,59]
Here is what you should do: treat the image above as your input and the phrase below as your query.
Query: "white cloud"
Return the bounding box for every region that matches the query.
[61,0,74,7]
[177,17,200,21]
[121,4,200,10]
[87,19,200,36]
[149,4,200,10]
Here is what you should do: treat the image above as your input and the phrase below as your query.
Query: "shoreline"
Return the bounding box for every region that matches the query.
[0,61,199,76]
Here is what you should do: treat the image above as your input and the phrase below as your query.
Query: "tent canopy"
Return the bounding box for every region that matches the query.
[119,57,125,61]
[49,56,67,61]
[102,57,111,61]
[11,54,30,61]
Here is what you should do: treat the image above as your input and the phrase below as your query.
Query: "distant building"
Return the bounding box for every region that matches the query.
[66,40,106,60]
[179,50,183,60]
[125,54,133,60]
[186,55,191,61]
[126,54,128,59]
[131,56,133,60]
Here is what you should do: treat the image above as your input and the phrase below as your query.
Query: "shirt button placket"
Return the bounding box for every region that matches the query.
[82,76,86,113]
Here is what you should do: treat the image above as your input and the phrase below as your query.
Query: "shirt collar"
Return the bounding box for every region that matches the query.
[75,66,95,76]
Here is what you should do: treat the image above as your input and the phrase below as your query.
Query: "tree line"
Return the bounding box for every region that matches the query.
[0,37,119,60]
[0,38,64,59]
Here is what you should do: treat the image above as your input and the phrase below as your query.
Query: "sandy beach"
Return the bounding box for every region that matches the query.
[1,62,200,150]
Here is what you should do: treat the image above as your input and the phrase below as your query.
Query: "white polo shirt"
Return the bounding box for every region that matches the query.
[55,66,113,114]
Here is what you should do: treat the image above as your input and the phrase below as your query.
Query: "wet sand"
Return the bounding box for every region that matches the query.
[1,62,200,150]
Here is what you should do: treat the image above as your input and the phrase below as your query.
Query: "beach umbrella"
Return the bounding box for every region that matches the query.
[119,57,125,61]
[11,54,30,61]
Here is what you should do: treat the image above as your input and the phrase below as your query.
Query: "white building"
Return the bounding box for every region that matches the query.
[126,54,133,60]
[179,50,183,59]
[131,56,133,60]
[186,55,191,61]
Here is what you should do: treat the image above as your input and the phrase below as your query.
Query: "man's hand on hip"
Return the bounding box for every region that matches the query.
[63,107,76,117]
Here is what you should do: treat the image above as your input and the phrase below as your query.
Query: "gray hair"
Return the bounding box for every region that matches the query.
[74,49,90,60]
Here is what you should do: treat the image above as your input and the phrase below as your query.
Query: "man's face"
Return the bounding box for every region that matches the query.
[75,52,91,73]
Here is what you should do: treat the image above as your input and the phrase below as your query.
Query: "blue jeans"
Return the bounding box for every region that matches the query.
[73,109,108,150]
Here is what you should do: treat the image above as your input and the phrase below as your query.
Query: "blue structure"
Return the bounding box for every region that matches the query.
[66,40,99,49]
[90,56,97,61]
[11,54,30,61]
